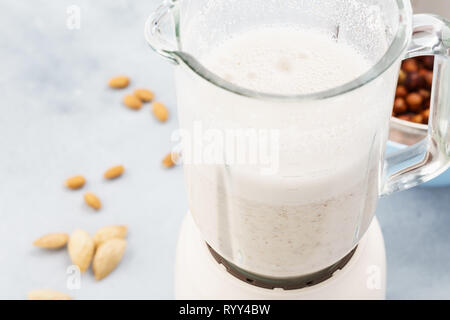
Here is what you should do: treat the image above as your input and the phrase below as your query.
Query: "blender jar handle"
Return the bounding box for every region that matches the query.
[144,0,180,64]
[381,14,450,196]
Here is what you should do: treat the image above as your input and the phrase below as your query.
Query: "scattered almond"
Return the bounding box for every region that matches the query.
[108,76,130,89]
[152,101,169,122]
[65,175,85,190]
[33,233,69,249]
[123,94,142,110]
[134,89,154,102]
[84,192,101,210]
[68,229,95,273]
[93,225,128,248]
[93,239,127,280]
[104,165,125,180]
[28,289,72,300]
[162,152,178,168]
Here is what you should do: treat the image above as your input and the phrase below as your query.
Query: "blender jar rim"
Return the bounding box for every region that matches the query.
[165,0,413,102]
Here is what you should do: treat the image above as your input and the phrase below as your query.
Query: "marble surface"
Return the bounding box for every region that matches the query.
[0,0,449,300]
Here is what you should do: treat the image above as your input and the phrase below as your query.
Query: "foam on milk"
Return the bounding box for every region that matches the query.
[178,26,390,278]
[201,27,371,95]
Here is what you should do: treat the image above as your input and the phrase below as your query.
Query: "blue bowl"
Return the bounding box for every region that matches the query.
[386,140,450,187]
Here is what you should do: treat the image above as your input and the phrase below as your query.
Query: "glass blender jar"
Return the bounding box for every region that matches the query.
[146,0,450,286]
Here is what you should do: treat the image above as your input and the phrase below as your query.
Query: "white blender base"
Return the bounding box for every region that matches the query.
[175,212,386,300]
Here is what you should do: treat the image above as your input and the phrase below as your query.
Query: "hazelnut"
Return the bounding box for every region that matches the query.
[405,72,425,91]
[406,92,424,112]
[418,89,431,100]
[393,97,407,114]
[424,70,433,88]
[402,59,419,72]
[418,68,429,77]
[418,68,433,89]
[395,85,408,98]
[398,70,407,85]
[422,56,434,70]
[397,114,411,121]
[411,114,424,124]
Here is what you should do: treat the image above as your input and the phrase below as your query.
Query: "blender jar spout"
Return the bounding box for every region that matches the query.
[145,0,180,64]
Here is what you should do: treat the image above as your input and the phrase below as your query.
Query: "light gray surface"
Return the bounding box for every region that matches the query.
[0,0,449,300]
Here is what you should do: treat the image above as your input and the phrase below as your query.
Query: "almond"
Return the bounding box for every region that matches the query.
[123,94,142,110]
[68,229,95,273]
[108,76,130,89]
[28,289,72,300]
[93,239,127,280]
[134,89,154,102]
[152,101,169,122]
[84,192,101,210]
[104,165,125,180]
[65,175,85,190]
[162,152,178,168]
[93,225,128,248]
[33,233,69,249]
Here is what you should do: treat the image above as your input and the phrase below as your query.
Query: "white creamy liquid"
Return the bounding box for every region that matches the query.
[176,27,393,278]
[202,28,370,95]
